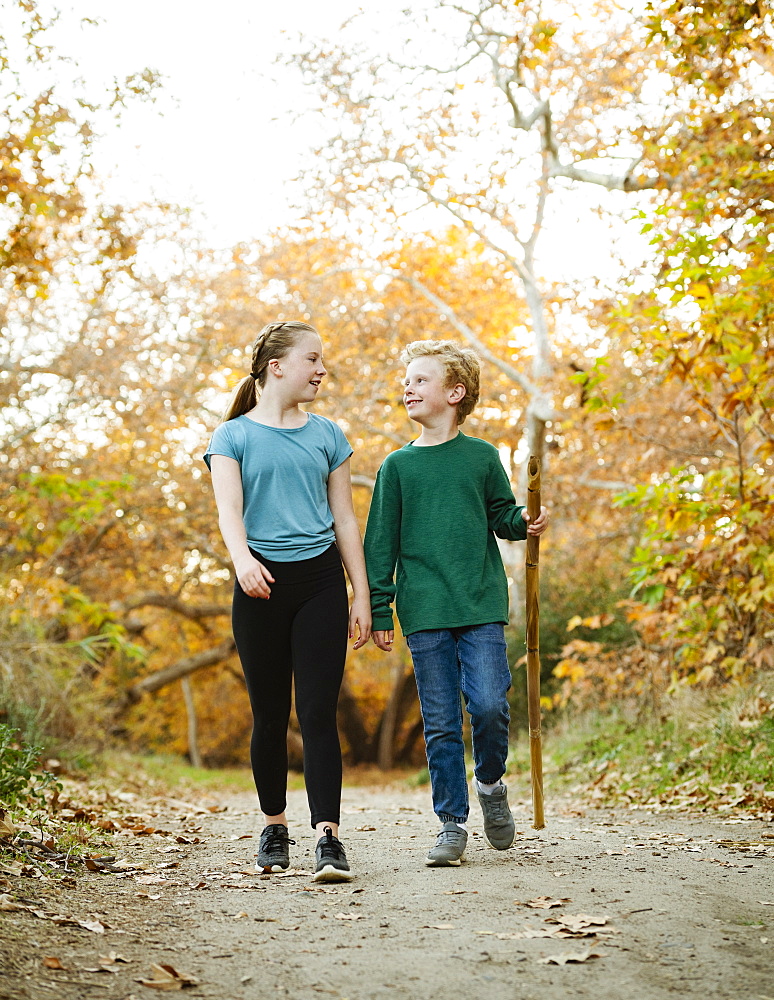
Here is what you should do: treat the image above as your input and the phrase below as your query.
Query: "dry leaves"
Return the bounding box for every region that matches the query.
[0,810,16,839]
[538,948,605,966]
[544,914,614,938]
[517,896,572,909]
[136,963,199,990]
[0,893,109,933]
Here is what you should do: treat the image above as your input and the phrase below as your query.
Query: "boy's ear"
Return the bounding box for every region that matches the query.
[449,383,466,402]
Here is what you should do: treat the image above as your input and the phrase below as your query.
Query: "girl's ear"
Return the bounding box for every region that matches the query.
[267,357,282,377]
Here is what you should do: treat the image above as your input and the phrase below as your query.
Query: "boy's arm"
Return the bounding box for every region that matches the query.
[364,462,401,635]
[487,456,550,539]
[486,456,529,541]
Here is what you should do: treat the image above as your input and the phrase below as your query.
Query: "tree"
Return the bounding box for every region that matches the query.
[286,0,680,467]
[563,0,774,695]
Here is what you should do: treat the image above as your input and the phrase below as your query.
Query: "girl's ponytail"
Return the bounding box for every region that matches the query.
[220,320,317,422]
[222,374,258,422]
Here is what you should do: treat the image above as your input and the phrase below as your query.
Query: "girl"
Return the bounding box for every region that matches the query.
[204,320,371,882]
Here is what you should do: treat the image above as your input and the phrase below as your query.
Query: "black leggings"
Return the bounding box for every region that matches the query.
[231,543,349,828]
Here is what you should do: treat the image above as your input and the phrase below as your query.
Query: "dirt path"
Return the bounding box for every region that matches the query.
[2,783,773,1000]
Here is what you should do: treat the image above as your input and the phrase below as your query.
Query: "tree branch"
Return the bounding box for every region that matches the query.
[124,638,236,704]
[549,158,666,191]
[115,593,230,620]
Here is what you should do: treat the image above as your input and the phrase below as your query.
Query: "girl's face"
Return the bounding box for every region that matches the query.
[272,332,327,403]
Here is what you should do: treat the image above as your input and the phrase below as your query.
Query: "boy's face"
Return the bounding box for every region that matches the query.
[403,356,464,425]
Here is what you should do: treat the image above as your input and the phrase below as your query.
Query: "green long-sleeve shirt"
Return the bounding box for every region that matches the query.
[364,432,527,636]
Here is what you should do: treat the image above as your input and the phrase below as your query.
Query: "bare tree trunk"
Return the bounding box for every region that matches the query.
[181,676,202,768]
[396,718,424,764]
[337,678,372,763]
[376,658,417,770]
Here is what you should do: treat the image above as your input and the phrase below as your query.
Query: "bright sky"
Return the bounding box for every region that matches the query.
[50,0,648,286]
[56,0,397,249]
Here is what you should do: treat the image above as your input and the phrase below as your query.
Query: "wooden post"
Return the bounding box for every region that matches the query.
[525,455,545,830]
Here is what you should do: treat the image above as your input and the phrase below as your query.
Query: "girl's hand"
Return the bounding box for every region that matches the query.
[234,556,275,599]
[349,596,372,650]
[523,504,549,536]
[372,630,394,652]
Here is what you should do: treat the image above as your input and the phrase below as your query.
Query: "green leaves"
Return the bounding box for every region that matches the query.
[0,724,61,808]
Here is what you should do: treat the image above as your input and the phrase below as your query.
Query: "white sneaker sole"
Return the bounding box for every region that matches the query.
[425,852,466,867]
[483,831,516,851]
[312,864,354,883]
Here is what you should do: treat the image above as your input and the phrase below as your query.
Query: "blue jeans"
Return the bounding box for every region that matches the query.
[406,623,511,824]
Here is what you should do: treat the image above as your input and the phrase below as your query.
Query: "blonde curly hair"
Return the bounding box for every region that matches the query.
[400,340,480,425]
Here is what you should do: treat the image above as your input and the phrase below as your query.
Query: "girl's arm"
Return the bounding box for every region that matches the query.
[328,459,372,649]
[209,454,275,599]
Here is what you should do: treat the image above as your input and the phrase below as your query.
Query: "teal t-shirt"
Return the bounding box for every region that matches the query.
[203,412,353,561]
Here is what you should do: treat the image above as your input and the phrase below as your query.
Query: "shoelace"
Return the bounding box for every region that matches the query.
[263,828,296,856]
[485,799,511,822]
[437,828,464,845]
[318,827,344,860]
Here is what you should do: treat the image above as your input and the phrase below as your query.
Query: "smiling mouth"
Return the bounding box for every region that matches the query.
[309,379,322,387]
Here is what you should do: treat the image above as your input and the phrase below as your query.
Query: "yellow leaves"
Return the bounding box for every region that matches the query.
[689,282,714,302]
[554,659,586,684]
[566,613,615,631]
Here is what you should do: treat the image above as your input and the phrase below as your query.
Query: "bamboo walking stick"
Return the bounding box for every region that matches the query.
[525,455,545,830]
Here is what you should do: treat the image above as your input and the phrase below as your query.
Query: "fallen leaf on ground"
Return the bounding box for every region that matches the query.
[334,912,363,921]
[274,869,311,878]
[518,897,572,909]
[136,875,168,885]
[0,811,16,838]
[356,825,377,831]
[136,962,199,990]
[538,949,605,965]
[545,914,610,935]
[423,923,454,929]
[0,893,25,911]
[42,956,66,970]
[77,918,108,933]
[0,861,26,876]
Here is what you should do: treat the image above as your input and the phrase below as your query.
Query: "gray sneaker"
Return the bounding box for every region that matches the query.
[256,824,295,873]
[425,822,468,867]
[313,826,353,883]
[476,782,515,850]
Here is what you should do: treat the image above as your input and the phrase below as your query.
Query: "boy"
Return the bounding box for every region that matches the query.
[364,340,548,866]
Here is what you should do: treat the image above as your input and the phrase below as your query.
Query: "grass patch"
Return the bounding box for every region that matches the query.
[522,678,774,813]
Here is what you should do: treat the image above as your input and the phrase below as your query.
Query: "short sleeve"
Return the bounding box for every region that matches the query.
[203,421,241,470]
[327,420,353,473]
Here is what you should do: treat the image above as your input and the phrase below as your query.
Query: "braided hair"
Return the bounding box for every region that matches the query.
[222,321,318,422]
